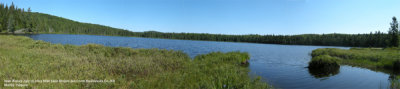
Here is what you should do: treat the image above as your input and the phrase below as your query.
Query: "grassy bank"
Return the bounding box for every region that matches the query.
[309,48,400,73]
[309,48,400,88]
[0,35,271,89]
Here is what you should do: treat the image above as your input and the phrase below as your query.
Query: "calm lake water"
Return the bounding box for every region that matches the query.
[25,34,392,89]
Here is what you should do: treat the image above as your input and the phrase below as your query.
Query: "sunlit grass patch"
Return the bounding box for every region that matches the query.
[310,47,400,71]
[0,35,271,89]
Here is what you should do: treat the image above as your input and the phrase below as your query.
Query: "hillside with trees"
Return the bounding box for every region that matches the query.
[0,3,132,35]
[0,3,398,47]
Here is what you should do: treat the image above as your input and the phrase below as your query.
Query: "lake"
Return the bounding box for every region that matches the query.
[24,34,392,89]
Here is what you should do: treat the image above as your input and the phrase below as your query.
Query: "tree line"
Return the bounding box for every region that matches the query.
[0,3,398,47]
[127,31,395,47]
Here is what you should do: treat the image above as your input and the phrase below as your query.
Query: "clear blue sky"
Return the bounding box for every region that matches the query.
[1,0,399,35]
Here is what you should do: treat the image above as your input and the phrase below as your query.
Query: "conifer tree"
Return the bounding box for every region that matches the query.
[389,17,399,47]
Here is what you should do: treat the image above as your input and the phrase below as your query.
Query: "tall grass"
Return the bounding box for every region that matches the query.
[308,55,340,78]
[310,48,400,71]
[0,35,271,89]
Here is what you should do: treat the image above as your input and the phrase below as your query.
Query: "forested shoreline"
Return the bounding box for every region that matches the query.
[0,3,398,47]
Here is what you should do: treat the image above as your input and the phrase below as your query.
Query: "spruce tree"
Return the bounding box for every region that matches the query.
[389,17,399,47]
[27,7,32,32]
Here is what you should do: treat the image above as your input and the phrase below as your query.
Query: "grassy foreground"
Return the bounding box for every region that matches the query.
[0,35,271,89]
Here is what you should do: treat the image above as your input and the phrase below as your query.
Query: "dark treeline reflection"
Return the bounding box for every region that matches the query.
[389,69,400,89]
[389,74,400,89]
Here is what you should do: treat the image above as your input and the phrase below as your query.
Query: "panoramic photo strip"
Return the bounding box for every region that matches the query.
[0,0,399,89]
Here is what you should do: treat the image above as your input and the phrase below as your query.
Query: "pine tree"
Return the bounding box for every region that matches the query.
[389,16,399,47]
[26,7,33,32]
[7,15,15,34]
[0,3,3,32]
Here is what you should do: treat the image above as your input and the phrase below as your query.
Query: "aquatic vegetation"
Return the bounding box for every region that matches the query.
[308,55,340,78]
[310,47,400,87]
[310,48,400,71]
[0,35,271,89]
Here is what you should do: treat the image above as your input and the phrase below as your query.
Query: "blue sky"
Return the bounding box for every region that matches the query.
[1,0,399,35]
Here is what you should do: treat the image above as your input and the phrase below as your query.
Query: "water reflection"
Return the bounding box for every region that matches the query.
[389,71,400,89]
[308,66,340,78]
[388,74,400,89]
[241,62,250,67]
[307,64,400,89]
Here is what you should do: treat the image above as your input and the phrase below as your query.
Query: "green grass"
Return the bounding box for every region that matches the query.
[310,48,400,72]
[309,55,341,68]
[0,35,271,89]
[310,47,400,88]
[308,55,341,78]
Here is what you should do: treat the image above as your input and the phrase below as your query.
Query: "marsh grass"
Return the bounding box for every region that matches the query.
[308,55,340,78]
[308,55,340,70]
[310,48,400,88]
[0,35,271,89]
[311,48,400,71]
